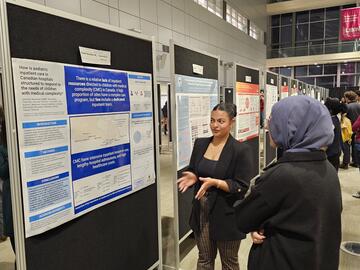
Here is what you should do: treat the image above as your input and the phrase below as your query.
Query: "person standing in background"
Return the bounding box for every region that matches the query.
[161,101,168,135]
[259,91,264,129]
[344,91,360,167]
[339,103,353,169]
[324,98,342,171]
[352,115,360,199]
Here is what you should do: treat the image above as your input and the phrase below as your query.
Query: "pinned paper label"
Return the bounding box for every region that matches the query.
[245,76,252,83]
[79,46,111,65]
[192,64,204,75]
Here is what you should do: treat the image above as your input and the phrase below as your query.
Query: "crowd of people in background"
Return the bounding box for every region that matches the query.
[334,90,360,198]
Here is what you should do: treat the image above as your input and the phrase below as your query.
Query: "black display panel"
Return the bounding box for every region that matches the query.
[7,3,158,270]
[174,45,218,240]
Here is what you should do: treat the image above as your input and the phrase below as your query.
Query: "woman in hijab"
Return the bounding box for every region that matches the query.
[235,96,342,270]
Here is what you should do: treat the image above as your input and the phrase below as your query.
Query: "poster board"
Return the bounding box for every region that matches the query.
[1,1,160,269]
[280,76,289,99]
[234,64,260,179]
[264,72,278,167]
[290,79,298,96]
[170,42,219,246]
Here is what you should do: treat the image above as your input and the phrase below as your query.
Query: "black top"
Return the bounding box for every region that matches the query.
[197,157,217,178]
[235,151,342,270]
[326,115,341,157]
[346,102,360,124]
[187,135,254,240]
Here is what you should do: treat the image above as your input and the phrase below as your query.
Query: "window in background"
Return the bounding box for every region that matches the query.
[296,11,309,24]
[340,75,355,87]
[194,0,224,18]
[310,22,324,40]
[317,76,335,87]
[295,66,307,77]
[280,67,292,77]
[324,64,337,74]
[272,15,280,27]
[341,62,356,74]
[281,13,292,25]
[325,20,339,39]
[296,24,309,41]
[298,77,315,85]
[226,4,248,34]
[250,22,261,40]
[310,8,324,22]
[309,64,323,75]
[325,6,339,20]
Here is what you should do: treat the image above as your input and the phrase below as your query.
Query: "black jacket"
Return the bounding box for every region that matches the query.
[235,151,342,270]
[326,115,341,157]
[187,135,253,240]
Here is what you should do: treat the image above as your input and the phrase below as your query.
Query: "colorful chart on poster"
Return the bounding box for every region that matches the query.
[236,82,259,141]
[175,75,218,170]
[12,58,155,237]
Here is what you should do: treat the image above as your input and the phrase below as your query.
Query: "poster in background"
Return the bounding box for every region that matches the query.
[12,58,155,237]
[281,84,289,99]
[236,81,259,141]
[265,83,278,120]
[340,7,360,40]
[175,74,218,170]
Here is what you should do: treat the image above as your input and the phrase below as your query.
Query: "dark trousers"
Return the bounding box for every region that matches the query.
[195,197,240,270]
[328,155,340,171]
[341,141,351,165]
[351,134,359,165]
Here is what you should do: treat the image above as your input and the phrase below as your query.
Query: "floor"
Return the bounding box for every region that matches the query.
[0,133,359,269]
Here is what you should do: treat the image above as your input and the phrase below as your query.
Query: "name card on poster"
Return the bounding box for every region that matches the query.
[270,78,274,84]
[192,64,204,75]
[79,46,111,65]
[245,76,252,83]
[283,81,287,86]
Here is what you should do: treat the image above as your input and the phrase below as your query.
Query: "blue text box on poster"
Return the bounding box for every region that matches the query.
[71,144,131,181]
[64,66,130,114]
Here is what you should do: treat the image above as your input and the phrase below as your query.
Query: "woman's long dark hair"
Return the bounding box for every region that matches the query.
[212,103,237,119]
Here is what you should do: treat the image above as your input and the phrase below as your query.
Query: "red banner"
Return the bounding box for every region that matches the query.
[340,7,360,41]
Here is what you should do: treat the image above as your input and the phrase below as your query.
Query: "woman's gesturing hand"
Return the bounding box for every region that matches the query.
[177,171,197,193]
[251,230,266,245]
[195,177,217,200]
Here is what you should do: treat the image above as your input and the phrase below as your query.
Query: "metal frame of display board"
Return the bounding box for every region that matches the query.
[0,0,161,269]
[169,40,220,269]
[263,71,278,168]
[233,62,261,180]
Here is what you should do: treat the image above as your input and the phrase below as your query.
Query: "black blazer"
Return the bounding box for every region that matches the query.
[187,135,254,241]
[235,151,342,270]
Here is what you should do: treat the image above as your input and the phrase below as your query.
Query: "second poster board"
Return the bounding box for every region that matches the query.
[234,64,260,179]
[170,41,219,268]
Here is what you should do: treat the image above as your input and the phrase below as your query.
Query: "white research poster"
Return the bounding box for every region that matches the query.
[265,83,278,120]
[12,58,155,237]
[175,75,218,170]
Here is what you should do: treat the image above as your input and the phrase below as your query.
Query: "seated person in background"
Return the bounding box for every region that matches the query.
[235,96,342,270]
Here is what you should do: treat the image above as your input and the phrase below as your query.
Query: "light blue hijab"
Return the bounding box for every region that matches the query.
[268,96,334,152]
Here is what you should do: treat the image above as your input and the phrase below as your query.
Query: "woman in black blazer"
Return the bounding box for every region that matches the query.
[178,103,253,270]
